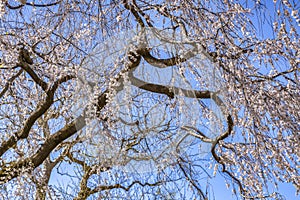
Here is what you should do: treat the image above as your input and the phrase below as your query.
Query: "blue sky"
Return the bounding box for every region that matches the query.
[48,1,299,198]
[1,0,299,199]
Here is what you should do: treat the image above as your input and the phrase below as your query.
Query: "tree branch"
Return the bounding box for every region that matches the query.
[129,73,221,102]
[0,75,75,158]
[0,69,23,99]
[123,0,145,27]
[19,62,48,91]
[178,157,207,200]
[136,47,197,68]
[0,54,141,183]
[209,115,245,194]
[5,1,61,9]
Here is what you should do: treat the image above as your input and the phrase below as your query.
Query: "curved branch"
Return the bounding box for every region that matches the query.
[74,179,163,200]
[90,180,163,195]
[5,2,23,9]
[0,75,75,158]
[5,1,61,9]
[210,115,245,194]
[181,126,214,143]
[18,48,48,91]
[136,47,197,68]
[25,1,62,7]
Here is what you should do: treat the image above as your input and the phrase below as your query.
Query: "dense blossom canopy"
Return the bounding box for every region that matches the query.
[0,0,299,199]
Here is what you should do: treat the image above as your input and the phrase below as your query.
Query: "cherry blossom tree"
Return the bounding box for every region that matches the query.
[0,0,299,199]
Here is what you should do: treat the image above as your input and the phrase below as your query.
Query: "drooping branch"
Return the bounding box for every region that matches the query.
[129,73,223,105]
[178,156,207,200]
[5,1,62,9]
[209,115,245,194]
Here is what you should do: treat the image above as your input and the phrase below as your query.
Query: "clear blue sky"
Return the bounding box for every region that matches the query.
[12,1,299,199]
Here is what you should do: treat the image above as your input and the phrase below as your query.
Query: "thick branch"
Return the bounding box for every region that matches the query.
[0,54,141,183]
[181,126,214,143]
[123,0,145,27]
[5,1,61,9]
[19,62,48,91]
[129,74,220,101]
[0,114,85,183]
[136,47,197,68]
[0,75,75,158]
